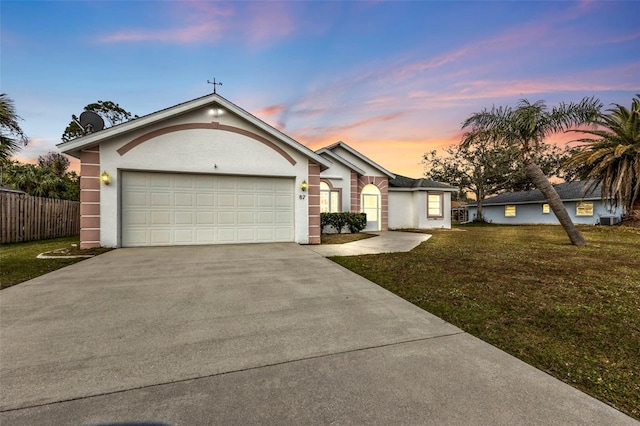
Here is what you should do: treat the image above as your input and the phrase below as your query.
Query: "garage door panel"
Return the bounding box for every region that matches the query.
[237,194,255,207]
[122,172,294,246]
[150,192,170,207]
[174,193,194,207]
[217,229,236,242]
[150,175,171,188]
[196,176,215,189]
[257,212,274,224]
[196,193,214,207]
[175,211,194,225]
[124,191,148,207]
[150,211,170,225]
[237,212,255,224]
[258,195,274,208]
[196,229,215,243]
[217,211,235,225]
[150,229,171,244]
[174,230,193,243]
[276,195,293,208]
[218,179,236,190]
[275,227,294,240]
[196,212,214,224]
[276,211,293,224]
[237,228,255,241]
[256,228,274,241]
[274,180,292,192]
[174,175,195,189]
[218,194,235,207]
[123,229,148,246]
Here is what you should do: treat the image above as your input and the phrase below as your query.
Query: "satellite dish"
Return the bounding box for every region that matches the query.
[79,111,105,133]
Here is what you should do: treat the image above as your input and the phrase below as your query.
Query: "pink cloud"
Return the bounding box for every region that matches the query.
[98,2,297,45]
[255,104,286,117]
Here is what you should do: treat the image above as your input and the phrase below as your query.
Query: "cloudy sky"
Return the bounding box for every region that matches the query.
[2,1,638,177]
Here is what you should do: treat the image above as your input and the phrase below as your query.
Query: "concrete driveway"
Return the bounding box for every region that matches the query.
[0,243,635,425]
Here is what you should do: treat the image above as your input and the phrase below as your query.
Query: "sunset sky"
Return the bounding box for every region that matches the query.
[2,1,638,178]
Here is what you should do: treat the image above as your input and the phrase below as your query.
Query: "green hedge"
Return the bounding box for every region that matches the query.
[320,212,367,234]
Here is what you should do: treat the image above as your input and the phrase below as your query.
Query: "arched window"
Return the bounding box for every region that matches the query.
[320,181,340,213]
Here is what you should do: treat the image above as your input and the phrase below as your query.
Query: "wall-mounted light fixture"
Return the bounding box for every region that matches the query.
[300,180,309,192]
[100,171,112,185]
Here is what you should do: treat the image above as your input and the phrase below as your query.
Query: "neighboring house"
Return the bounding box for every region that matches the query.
[466,181,624,225]
[58,93,455,249]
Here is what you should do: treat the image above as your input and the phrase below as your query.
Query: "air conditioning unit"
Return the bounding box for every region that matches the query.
[599,216,621,226]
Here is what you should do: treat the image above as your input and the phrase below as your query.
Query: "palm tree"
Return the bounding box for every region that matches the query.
[0,93,28,161]
[566,95,640,222]
[462,98,602,246]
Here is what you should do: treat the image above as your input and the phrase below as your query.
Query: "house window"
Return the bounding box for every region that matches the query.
[576,201,593,216]
[427,192,444,218]
[542,204,550,214]
[505,205,516,217]
[320,181,340,213]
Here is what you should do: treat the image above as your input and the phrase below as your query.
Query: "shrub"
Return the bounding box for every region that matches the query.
[347,213,367,233]
[320,212,367,234]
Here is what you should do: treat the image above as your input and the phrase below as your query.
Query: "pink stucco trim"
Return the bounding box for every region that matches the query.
[80,148,101,249]
[116,122,297,166]
[350,171,359,212]
[308,162,321,244]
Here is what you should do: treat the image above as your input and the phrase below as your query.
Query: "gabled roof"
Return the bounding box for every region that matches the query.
[322,141,395,178]
[389,174,457,192]
[316,148,367,175]
[468,181,604,206]
[57,93,332,169]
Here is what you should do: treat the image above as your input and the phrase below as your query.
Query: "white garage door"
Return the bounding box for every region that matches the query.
[121,171,294,247]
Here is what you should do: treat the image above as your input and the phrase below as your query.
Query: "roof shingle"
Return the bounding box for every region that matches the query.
[389,174,456,190]
[469,181,603,206]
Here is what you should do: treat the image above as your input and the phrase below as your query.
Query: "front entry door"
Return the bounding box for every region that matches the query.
[362,193,380,231]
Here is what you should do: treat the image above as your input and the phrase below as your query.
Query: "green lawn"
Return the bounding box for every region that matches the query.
[330,225,640,420]
[0,237,111,290]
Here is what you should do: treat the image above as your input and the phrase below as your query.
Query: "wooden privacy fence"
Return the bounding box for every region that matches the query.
[0,192,80,244]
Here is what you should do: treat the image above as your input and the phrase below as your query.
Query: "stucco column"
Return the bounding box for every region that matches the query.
[308,162,321,244]
[79,147,101,249]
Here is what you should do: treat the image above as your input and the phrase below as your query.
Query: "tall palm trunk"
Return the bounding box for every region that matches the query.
[525,162,587,246]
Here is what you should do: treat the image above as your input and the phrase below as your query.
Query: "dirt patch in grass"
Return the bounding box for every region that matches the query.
[321,233,376,244]
[330,225,640,419]
[0,237,112,290]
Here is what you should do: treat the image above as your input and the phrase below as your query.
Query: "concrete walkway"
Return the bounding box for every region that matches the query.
[306,231,431,256]
[1,243,636,425]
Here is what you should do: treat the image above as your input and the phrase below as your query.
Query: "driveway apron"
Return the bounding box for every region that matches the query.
[0,243,635,425]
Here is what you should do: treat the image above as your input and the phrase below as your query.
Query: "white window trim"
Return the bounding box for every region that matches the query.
[427,192,444,219]
[320,181,341,213]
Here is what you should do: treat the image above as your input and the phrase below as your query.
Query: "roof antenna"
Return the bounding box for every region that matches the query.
[207,78,223,94]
